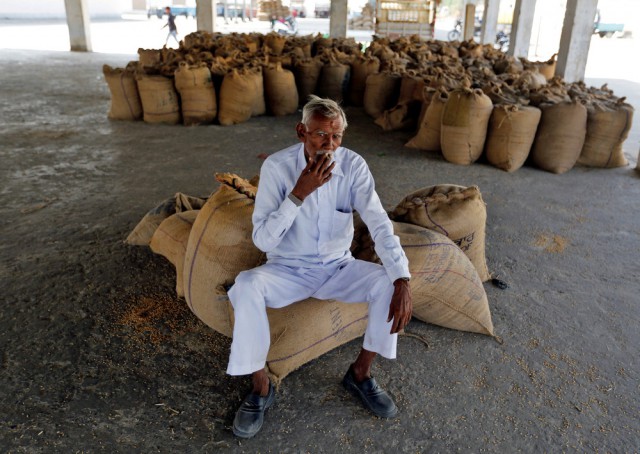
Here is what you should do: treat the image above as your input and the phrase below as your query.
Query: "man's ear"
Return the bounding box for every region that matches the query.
[295,122,305,141]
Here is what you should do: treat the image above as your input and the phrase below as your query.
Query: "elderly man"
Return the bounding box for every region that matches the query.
[228,96,412,438]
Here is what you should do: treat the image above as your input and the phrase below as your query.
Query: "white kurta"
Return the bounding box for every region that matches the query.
[227,143,410,376]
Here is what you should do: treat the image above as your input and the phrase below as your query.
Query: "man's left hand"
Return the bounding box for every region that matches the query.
[387,279,412,334]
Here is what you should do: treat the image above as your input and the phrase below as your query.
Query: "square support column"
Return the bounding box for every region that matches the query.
[480,0,500,45]
[508,0,536,58]
[555,0,598,83]
[329,0,348,39]
[197,0,217,33]
[463,4,476,41]
[64,0,92,52]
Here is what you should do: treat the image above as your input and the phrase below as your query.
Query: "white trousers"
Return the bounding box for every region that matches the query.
[226,258,396,376]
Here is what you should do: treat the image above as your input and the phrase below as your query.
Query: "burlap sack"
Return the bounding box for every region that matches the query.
[390,185,490,282]
[218,69,256,126]
[263,62,299,116]
[183,176,261,337]
[363,72,401,119]
[137,48,161,68]
[293,57,323,106]
[174,62,217,126]
[126,193,207,246]
[103,64,142,121]
[247,66,267,117]
[405,89,448,151]
[149,210,200,297]
[264,32,287,56]
[485,104,541,172]
[353,221,493,336]
[398,72,425,104]
[316,56,350,103]
[578,100,633,168]
[348,55,380,106]
[441,88,493,165]
[136,74,181,124]
[530,100,587,174]
[182,174,371,383]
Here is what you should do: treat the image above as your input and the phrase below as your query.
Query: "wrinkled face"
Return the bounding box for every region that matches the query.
[296,113,344,162]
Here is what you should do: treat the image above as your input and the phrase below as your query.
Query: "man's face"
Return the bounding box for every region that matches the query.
[296,113,344,162]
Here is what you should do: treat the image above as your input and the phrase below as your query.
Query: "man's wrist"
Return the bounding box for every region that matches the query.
[394,277,410,285]
[288,192,303,207]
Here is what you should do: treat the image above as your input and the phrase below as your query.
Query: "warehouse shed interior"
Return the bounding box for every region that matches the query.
[1,0,639,451]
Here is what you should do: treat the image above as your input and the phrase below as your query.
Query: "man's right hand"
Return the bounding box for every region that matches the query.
[290,154,335,202]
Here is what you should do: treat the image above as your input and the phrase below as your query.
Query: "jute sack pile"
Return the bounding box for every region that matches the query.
[174,62,217,126]
[485,104,542,172]
[530,100,587,174]
[263,62,299,116]
[126,193,207,246]
[405,88,448,151]
[150,210,200,297]
[577,99,633,168]
[103,64,143,121]
[390,185,491,282]
[352,221,494,336]
[440,87,493,165]
[136,74,181,124]
[182,174,368,383]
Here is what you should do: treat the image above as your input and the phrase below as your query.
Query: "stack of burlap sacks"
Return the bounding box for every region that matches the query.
[104,33,634,174]
[126,174,496,383]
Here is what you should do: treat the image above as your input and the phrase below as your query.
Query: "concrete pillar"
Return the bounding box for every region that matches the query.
[329,0,348,38]
[64,0,92,52]
[463,4,475,41]
[480,0,500,45]
[556,0,598,82]
[196,0,216,33]
[508,0,536,58]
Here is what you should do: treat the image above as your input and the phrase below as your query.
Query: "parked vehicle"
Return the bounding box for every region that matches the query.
[593,8,625,38]
[271,15,298,35]
[148,5,196,19]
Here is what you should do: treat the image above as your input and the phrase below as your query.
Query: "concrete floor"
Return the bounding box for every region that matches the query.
[0,44,639,452]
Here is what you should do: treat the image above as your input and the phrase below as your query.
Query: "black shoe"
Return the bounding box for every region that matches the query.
[232,382,275,438]
[342,367,398,418]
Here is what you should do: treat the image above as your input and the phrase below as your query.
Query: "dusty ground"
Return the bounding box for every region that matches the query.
[1,48,639,453]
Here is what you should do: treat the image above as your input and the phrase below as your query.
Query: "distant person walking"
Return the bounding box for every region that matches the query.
[162,7,179,46]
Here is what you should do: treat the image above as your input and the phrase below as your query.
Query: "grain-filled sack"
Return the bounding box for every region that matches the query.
[264,32,287,56]
[174,62,217,126]
[183,175,262,337]
[150,210,200,297]
[218,69,256,126]
[441,88,493,165]
[137,48,161,68]
[398,72,424,104]
[316,55,350,103]
[405,88,448,151]
[126,193,207,246]
[390,185,490,282]
[247,66,266,117]
[103,64,143,121]
[485,104,541,172]
[578,99,633,168]
[363,72,401,119]
[530,100,587,174]
[231,294,368,384]
[183,174,372,383]
[353,221,494,336]
[136,74,181,124]
[293,57,323,106]
[263,62,299,116]
[348,55,380,106]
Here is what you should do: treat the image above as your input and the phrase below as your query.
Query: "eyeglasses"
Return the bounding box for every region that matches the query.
[307,130,343,141]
